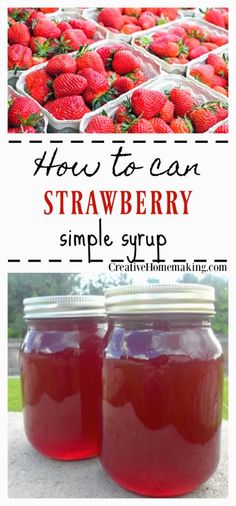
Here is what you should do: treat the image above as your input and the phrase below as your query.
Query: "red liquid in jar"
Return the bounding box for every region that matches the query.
[20,319,105,460]
[100,324,224,496]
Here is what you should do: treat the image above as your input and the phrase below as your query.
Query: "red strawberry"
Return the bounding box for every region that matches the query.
[149,40,180,58]
[211,75,227,88]
[8,44,32,70]
[128,118,155,133]
[46,54,77,76]
[188,46,209,60]
[26,10,46,28]
[159,100,175,124]
[150,118,173,133]
[209,34,228,46]
[112,50,140,75]
[170,88,196,117]
[123,8,142,16]
[207,53,228,77]
[170,117,193,133]
[56,21,71,33]
[184,24,208,41]
[39,8,58,14]
[204,9,225,28]
[97,44,126,67]
[44,96,90,120]
[113,76,135,95]
[190,64,215,86]
[78,69,110,107]
[131,69,147,86]
[158,8,178,21]
[212,102,228,122]
[69,18,96,38]
[184,37,200,50]
[8,125,37,133]
[121,24,142,35]
[60,29,87,51]
[214,123,228,133]
[76,48,106,75]
[97,8,125,30]
[8,97,41,127]
[25,68,53,104]
[32,56,47,66]
[33,19,61,39]
[201,42,218,51]
[189,105,218,133]
[115,102,134,123]
[8,22,31,46]
[85,115,115,133]
[53,73,88,99]
[138,12,156,30]
[131,89,167,119]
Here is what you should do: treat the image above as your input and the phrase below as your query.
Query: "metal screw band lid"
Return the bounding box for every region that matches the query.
[23,295,105,319]
[105,284,215,315]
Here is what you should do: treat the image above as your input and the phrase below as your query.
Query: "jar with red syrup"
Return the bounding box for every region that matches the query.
[100,284,224,497]
[20,295,107,460]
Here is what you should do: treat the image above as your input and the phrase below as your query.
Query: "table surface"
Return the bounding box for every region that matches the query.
[8,413,228,498]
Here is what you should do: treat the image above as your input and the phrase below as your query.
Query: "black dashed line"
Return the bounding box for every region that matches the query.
[91,140,104,144]
[133,140,146,144]
[195,140,208,144]
[152,259,165,263]
[215,140,228,143]
[50,140,63,144]
[214,259,227,262]
[48,259,62,263]
[89,259,104,262]
[29,140,42,143]
[8,259,21,262]
[110,259,124,263]
[69,259,83,263]
[8,140,22,143]
[28,259,41,263]
[193,259,207,262]
[70,140,84,143]
[112,140,125,143]
[173,259,186,262]
[153,140,167,143]
[174,140,187,143]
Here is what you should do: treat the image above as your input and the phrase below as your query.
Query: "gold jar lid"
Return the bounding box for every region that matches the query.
[105,284,215,315]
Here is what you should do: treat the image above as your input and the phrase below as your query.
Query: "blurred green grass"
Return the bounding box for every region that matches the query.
[8,376,229,419]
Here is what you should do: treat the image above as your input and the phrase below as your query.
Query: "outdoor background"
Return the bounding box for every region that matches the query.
[8,272,228,419]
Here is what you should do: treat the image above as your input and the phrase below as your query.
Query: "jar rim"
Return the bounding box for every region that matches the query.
[23,295,105,319]
[105,283,215,315]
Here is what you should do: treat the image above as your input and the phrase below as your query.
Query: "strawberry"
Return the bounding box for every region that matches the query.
[69,19,96,39]
[149,40,180,58]
[33,19,61,39]
[121,24,142,35]
[53,73,88,99]
[159,100,175,124]
[56,21,71,33]
[25,68,53,104]
[150,118,173,133]
[26,10,46,28]
[46,54,77,76]
[184,24,208,41]
[8,44,32,70]
[170,88,196,117]
[201,43,218,51]
[190,64,215,87]
[97,8,125,30]
[188,46,209,60]
[78,69,110,107]
[204,9,225,28]
[211,75,227,88]
[76,47,106,75]
[214,123,228,133]
[212,102,228,122]
[128,118,155,133]
[60,29,87,51]
[189,104,218,133]
[8,97,41,127]
[184,37,200,50]
[97,44,126,68]
[131,89,167,119]
[158,8,178,21]
[39,8,58,14]
[130,69,147,86]
[207,53,228,77]
[112,50,140,75]
[32,56,48,66]
[123,8,142,16]
[29,36,55,58]
[8,126,36,133]
[85,115,115,133]
[170,117,193,133]
[115,102,135,123]
[44,96,90,120]
[112,76,135,95]
[8,22,31,47]
[138,12,156,30]
[209,34,228,46]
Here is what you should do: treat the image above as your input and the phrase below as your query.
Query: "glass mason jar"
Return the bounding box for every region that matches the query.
[20,295,107,460]
[100,284,224,497]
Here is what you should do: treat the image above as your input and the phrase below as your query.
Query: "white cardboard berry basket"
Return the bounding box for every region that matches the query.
[187,45,228,100]
[16,40,162,132]
[80,74,228,134]
[195,8,228,30]
[83,8,182,43]
[8,11,107,83]
[131,17,228,76]
[209,119,228,132]
[8,85,48,133]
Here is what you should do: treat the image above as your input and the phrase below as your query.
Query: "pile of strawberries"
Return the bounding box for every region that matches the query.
[94,7,179,35]
[190,52,228,96]
[201,8,228,29]
[84,86,228,133]
[135,22,228,65]
[8,94,45,133]
[8,8,104,71]
[23,45,149,120]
